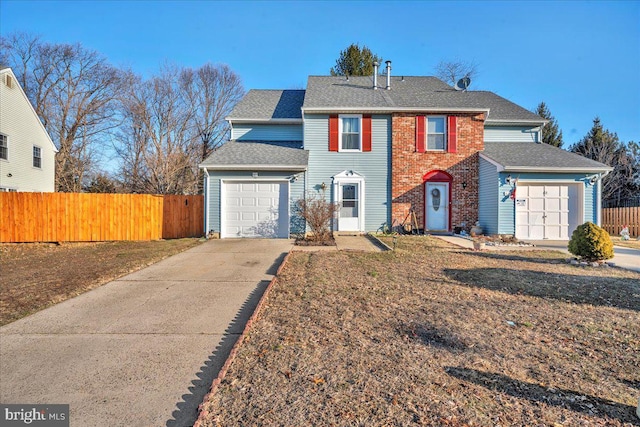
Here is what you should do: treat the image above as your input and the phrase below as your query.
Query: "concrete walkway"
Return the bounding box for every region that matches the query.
[528,240,640,273]
[433,235,640,273]
[0,239,293,427]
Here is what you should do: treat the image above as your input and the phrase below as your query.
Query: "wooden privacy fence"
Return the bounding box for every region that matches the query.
[0,192,203,243]
[602,206,640,237]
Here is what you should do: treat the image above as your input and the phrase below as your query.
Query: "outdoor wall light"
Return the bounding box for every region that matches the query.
[505,174,512,185]
[6,173,12,178]
[461,182,467,189]
[320,182,326,191]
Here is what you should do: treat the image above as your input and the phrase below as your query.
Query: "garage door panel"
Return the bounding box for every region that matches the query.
[529,198,545,211]
[223,181,289,238]
[515,184,580,240]
[529,186,545,197]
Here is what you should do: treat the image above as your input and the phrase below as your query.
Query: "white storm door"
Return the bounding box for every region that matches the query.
[425,182,449,231]
[338,183,360,231]
[223,181,288,238]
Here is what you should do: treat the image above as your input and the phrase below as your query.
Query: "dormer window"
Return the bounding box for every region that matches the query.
[339,115,362,151]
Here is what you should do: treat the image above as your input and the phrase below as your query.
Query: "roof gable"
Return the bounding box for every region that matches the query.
[0,68,58,153]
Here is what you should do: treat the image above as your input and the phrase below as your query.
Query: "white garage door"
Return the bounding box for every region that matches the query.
[515,184,580,240]
[222,181,289,238]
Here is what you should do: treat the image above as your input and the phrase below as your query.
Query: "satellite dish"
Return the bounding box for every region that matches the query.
[455,76,471,91]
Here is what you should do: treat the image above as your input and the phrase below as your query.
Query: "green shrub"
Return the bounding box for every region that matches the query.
[568,222,614,261]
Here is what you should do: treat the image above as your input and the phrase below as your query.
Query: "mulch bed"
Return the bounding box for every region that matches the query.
[199,236,640,426]
[0,238,202,325]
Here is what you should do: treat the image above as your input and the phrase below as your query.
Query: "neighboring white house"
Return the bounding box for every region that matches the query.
[0,67,57,192]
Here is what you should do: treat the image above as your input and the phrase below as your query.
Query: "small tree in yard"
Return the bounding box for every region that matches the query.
[568,222,614,261]
[296,191,339,243]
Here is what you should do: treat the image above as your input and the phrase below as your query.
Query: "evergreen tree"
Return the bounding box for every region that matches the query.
[535,102,563,147]
[330,44,382,77]
[570,117,638,205]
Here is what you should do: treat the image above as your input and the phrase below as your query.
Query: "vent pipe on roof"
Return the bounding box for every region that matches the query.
[385,60,392,90]
[373,61,378,90]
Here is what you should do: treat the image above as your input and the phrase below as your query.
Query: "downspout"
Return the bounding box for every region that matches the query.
[203,167,209,236]
[596,170,611,226]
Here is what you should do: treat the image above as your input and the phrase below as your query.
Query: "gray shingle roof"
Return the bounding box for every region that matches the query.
[227,89,305,120]
[302,76,544,123]
[200,141,308,170]
[482,142,612,171]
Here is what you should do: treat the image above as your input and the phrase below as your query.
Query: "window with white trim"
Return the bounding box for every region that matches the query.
[427,117,446,150]
[33,145,42,168]
[0,134,7,160]
[339,114,362,151]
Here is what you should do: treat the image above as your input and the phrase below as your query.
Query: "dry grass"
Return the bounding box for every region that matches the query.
[0,239,202,325]
[611,236,640,250]
[201,236,640,427]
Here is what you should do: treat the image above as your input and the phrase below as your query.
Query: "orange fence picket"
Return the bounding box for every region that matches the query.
[602,206,639,237]
[0,192,204,243]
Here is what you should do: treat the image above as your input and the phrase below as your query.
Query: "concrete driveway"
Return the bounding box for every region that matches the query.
[528,240,640,272]
[0,239,293,427]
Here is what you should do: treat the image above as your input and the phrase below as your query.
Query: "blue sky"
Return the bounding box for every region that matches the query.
[1,0,639,146]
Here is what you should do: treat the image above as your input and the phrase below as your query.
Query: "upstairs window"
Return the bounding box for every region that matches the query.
[340,115,361,151]
[416,116,457,153]
[33,146,42,168]
[427,117,446,150]
[0,134,7,160]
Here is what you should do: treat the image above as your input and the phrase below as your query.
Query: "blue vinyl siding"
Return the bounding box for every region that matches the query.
[232,124,303,141]
[205,170,306,236]
[303,113,391,232]
[484,126,540,143]
[497,172,597,235]
[478,158,499,235]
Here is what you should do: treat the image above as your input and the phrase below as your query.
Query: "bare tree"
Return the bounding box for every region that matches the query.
[180,63,244,192]
[1,32,127,192]
[116,63,243,195]
[434,60,478,86]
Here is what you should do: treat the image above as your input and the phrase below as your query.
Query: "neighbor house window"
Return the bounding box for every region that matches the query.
[339,115,361,151]
[33,146,41,168]
[427,117,446,150]
[0,134,7,160]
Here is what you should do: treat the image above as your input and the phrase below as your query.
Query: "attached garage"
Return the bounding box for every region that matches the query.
[222,181,289,238]
[200,140,309,239]
[479,142,612,240]
[515,183,581,240]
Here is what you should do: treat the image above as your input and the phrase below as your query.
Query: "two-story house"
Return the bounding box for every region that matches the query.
[0,67,57,192]
[200,62,610,240]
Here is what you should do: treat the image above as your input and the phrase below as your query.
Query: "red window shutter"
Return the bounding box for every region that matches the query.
[329,114,339,151]
[362,115,372,152]
[448,116,457,153]
[415,115,425,153]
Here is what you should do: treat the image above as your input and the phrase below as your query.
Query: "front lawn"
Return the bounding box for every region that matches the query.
[0,238,202,326]
[200,236,640,426]
[612,235,640,250]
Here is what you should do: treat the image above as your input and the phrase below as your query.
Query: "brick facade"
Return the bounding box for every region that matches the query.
[391,112,485,231]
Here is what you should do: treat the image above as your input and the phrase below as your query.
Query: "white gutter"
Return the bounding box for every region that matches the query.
[200,164,308,171]
[226,118,303,124]
[301,107,490,114]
